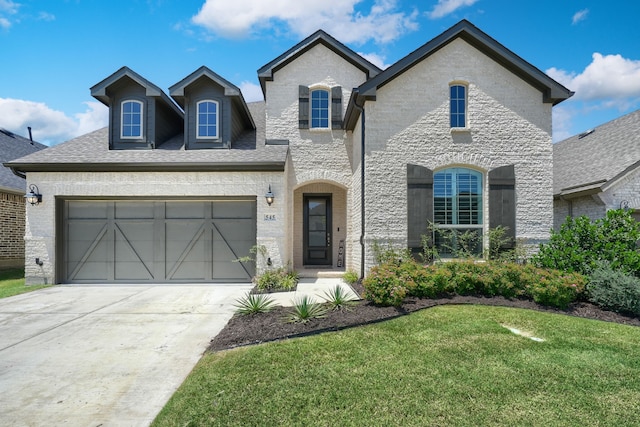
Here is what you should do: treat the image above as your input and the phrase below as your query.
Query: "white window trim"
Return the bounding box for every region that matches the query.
[449,82,468,130]
[309,86,331,130]
[120,100,143,139]
[196,100,220,139]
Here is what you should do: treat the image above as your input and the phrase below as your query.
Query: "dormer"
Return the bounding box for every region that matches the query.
[169,66,255,150]
[91,67,183,150]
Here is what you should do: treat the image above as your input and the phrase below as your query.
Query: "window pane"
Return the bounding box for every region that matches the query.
[310,90,330,129]
[197,101,218,137]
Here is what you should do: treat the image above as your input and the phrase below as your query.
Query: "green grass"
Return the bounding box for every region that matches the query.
[153,305,640,426]
[0,268,50,299]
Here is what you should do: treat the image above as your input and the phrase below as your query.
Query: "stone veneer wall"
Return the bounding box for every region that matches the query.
[359,38,554,271]
[0,191,26,269]
[265,43,368,273]
[23,171,286,285]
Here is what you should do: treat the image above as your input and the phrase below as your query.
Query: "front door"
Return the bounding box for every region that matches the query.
[303,195,332,265]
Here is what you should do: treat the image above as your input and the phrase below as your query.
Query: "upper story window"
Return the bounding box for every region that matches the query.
[121,100,143,138]
[449,84,467,128]
[310,89,330,129]
[197,100,219,139]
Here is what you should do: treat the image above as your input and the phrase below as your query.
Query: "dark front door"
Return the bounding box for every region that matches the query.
[303,195,332,265]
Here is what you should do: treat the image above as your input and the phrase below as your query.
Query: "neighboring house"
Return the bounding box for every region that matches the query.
[553,109,640,229]
[6,20,572,285]
[0,128,46,269]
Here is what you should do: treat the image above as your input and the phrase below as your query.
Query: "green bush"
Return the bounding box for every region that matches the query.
[342,270,359,285]
[587,262,640,316]
[533,209,640,276]
[254,267,299,292]
[362,261,410,306]
[362,260,586,308]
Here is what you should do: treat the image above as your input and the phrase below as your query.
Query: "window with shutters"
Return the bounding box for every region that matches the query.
[299,85,343,130]
[433,167,483,256]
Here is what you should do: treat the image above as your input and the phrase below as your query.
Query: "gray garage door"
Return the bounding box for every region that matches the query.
[61,199,256,283]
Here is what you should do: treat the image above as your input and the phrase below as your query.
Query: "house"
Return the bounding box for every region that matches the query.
[553,109,640,229]
[0,128,46,269]
[6,20,571,285]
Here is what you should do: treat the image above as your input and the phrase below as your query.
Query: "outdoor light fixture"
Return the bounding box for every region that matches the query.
[24,184,42,206]
[620,200,630,210]
[265,185,274,206]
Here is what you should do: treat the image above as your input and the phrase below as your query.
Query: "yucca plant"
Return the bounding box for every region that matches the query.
[234,293,276,315]
[323,285,357,311]
[285,296,327,323]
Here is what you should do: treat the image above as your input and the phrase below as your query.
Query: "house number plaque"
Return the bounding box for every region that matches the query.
[264,214,276,221]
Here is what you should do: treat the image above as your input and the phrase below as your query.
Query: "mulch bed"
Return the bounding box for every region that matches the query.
[208,282,640,352]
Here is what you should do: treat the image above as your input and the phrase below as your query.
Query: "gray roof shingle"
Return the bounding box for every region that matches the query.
[6,102,288,173]
[0,129,47,192]
[553,109,640,196]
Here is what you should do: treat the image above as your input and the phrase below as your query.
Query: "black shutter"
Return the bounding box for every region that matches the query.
[407,164,433,254]
[331,86,342,129]
[489,165,516,248]
[298,85,309,129]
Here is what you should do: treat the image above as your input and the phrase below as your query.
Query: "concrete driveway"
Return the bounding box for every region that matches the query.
[0,283,252,426]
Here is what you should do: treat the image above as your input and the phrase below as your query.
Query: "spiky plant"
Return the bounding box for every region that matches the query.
[323,285,357,311]
[285,296,327,323]
[233,293,276,315]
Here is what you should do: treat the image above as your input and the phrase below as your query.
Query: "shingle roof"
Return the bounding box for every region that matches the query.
[0,129,46,192]
[6,102,288,173]
[553,109,640,197]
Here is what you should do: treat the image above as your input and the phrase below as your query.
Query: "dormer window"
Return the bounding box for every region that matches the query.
[197,100,219,139]
[310,89,329,129]
[121,100,143,138]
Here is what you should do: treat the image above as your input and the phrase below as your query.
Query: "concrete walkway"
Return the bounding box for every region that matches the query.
[0,278,357,426]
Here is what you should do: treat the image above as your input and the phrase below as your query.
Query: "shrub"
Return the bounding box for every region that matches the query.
[533,209,640,276]
[362,262,409,306]
[587,262,640,316]
[234,293,276,315]
[255,267,299,292]
[362,259,586,308]
[342,270,359,285]
[285,296,328,323]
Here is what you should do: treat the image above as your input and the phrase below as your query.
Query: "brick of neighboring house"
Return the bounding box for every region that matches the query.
[0,191,25,269]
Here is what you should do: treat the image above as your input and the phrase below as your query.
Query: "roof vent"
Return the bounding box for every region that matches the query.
[578,129,595,139]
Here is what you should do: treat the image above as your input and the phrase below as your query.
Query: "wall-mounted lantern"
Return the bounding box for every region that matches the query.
[265,185,274,206]
[24,184,42,206]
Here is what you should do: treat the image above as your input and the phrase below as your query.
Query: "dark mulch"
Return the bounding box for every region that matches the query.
[209,282,640,352]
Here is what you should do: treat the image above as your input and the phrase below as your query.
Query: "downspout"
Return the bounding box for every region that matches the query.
[353,96,366,279]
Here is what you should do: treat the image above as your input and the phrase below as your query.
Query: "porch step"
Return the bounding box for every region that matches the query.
[297,268,345,279]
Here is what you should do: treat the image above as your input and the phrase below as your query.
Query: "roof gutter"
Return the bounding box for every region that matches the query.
[5,161,286,174]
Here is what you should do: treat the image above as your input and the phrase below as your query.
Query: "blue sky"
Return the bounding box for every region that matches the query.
[1,0,639,145]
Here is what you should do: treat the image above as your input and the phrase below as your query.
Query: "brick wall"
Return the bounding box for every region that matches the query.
[0,191,25,268]
[359,38,554,271]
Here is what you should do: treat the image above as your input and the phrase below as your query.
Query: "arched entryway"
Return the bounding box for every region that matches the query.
[293,182,347,271]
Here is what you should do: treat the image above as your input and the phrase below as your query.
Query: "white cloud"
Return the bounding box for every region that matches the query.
[427,0,478,19]
[547,53,640,101]
[239,81,264,102]
[0,0,19,14]
[191,0,418,45]
[572,9,588,25]
[358,51,390,69]
[0,0,18,29]
[37,11,55,21]
[0,98,108,145]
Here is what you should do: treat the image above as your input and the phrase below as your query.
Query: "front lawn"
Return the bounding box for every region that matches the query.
[153,305,640,426]
[0,268,50,299]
